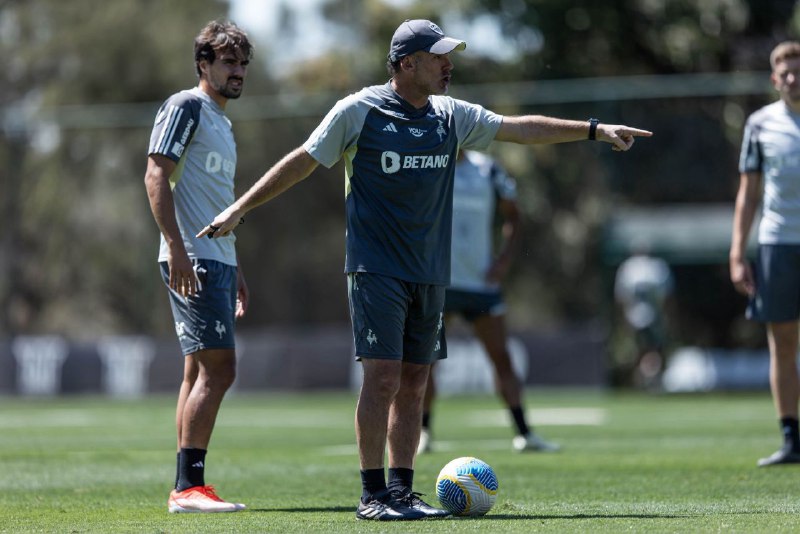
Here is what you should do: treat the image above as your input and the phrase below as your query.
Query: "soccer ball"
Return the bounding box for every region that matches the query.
[435,456,498,516]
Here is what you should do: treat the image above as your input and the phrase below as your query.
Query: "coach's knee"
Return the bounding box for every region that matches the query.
[362,360,402,400]
[399,363,430,399]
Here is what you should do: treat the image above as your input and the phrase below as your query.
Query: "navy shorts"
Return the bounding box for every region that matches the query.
[748,244,800,322]
[444,288,507,322]
[347,272,447,364]
[160,259,237,356]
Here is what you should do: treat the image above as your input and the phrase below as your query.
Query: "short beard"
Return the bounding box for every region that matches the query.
[212,78,243,100]
[218,85,242,99]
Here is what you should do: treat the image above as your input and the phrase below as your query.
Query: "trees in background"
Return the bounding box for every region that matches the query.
[0,0,797,348]
[0,0,245,337]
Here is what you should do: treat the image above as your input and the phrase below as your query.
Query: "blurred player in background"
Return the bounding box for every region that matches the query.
[731,40,800,467]
[144,20,252,512]
[199,19,651,521]
[614,244,674,389]
[418,150,560,454]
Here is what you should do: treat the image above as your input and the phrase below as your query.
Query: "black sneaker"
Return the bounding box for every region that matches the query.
[392,490,451,518]
[757,447,800,467]
[356,496,426,521]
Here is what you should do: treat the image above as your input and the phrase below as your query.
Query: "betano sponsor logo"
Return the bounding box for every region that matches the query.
[380,151,450,174]
[170,118,196,158]
[180,119,195,144]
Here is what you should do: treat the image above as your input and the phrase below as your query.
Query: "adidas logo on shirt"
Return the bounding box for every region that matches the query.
[383,122,398,133]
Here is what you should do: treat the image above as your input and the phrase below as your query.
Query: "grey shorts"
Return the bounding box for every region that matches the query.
[444,288,507,322]
[160,259,237,356]
[347,272,447,364]
[748,244,800,323]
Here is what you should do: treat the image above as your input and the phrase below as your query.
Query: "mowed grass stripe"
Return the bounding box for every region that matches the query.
[1,390,798,533]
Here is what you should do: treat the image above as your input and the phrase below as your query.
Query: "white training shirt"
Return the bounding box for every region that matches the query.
[740,100,800,245]
[449,151,517,292]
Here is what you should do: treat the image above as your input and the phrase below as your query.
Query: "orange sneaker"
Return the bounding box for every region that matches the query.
[167,485,246,513]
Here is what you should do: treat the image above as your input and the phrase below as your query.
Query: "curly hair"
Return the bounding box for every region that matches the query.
[194,20,254,77]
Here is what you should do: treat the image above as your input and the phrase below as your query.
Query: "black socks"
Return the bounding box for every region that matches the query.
[780,417,800,451]
[176,447,207,492]
[510,406,530,436]
[388,467,414,496]
[360,468,387,503]
[361,467,415,503]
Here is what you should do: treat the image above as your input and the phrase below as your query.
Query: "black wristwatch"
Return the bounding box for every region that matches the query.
[588,118,599,141]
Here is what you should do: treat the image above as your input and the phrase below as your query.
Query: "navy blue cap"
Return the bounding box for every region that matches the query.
[388,19,466,62]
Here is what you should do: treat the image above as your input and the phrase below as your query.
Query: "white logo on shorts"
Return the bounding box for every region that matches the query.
[215,321,227,339]
[175,321,187,338]
[366,329,378,346]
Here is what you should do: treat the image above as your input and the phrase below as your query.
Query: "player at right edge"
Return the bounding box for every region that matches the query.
[731,40,800,467]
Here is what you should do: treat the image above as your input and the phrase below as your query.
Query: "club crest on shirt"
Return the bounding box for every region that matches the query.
[436,120,447,142]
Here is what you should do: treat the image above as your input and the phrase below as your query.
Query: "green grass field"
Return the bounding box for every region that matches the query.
[1,389,797,533]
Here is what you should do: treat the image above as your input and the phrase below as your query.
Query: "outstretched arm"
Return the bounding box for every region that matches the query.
[495,115,652,151]
[197,147,320,238]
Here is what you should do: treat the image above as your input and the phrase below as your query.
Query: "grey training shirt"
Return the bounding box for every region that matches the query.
[740,100,800,244]
[449,151,518,292]
[148,87,238,265]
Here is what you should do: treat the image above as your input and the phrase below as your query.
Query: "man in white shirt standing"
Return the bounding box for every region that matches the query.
[731,40,800,467]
